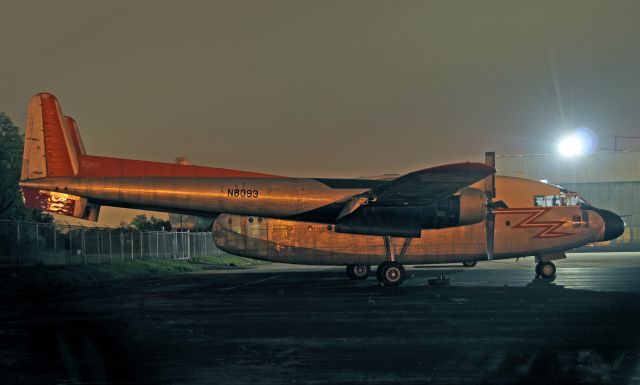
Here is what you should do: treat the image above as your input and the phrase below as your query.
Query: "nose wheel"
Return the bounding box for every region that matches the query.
[536,261,556,279]
[346,264,370,280]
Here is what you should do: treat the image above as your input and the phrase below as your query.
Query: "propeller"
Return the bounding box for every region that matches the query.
[484,152,496,260]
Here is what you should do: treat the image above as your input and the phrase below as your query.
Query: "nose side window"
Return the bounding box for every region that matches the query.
[572,215,581,227]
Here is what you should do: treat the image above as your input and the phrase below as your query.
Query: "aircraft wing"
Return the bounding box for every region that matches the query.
[338,162,494,219]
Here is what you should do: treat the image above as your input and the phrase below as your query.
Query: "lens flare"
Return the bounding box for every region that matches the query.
[557,128,597,157]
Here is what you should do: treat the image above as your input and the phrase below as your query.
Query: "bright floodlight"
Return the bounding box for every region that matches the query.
[557,135,586,157]
[557,128,596,158]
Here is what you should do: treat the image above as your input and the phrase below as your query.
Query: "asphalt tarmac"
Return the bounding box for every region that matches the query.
[2,252,640,384]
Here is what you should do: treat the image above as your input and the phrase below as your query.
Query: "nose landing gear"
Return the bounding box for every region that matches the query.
[536,261,556,279]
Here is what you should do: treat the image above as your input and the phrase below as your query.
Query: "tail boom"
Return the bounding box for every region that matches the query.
[19,92,284,221]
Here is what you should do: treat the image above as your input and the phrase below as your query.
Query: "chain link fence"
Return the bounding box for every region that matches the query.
[0,220,222,265]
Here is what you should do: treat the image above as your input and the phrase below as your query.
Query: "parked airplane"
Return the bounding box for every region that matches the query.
[19,93,624,286]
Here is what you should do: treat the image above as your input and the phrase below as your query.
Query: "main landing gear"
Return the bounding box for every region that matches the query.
[346,236,411,286]
[535,261,556,279]
[375,236,410,286]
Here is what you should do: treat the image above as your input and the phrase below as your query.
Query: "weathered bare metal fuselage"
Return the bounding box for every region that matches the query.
[19,177,362,218]
[213,206,605,265]
[20,176,487,236]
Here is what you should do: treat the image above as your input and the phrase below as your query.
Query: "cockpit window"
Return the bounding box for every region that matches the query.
[578,196,591,206]
[534,196,545,207]
[533,193,582,207]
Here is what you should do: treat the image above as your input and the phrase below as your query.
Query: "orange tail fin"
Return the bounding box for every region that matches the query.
[21,93,81,180]
[20,93,99,221]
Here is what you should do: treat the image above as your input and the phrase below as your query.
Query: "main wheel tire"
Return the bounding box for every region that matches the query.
[462,260,477,267]
[346,265,355,280]
[346,264,370,280]
[376,262,389,281]
[539,261,556,279]
[377,262,406,287]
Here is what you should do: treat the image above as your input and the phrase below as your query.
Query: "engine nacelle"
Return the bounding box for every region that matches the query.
[335,187,486,237]
[457,187,488,225]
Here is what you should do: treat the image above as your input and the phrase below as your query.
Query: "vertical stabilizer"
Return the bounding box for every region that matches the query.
[21,95,47,180]
[64,116,87,155]
[21,93,80,180]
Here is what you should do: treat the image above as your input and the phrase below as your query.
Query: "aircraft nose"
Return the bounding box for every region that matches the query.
[593,208,625,241]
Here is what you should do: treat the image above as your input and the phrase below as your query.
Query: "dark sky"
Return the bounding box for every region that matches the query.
[2,1,640,224]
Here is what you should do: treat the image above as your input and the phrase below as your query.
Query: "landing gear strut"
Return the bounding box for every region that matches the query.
[536,261,556,279]
[346,264,370,280]
[376,236,408,286]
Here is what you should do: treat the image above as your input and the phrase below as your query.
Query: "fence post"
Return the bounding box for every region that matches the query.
[120,231,124,261]
[173,231,177,259]
[192,232,195,259]
[187,230,191,260]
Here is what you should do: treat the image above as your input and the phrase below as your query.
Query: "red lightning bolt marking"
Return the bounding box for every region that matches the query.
[494,208,573,239]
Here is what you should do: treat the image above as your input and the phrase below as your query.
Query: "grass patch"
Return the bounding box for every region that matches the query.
[0,254,263,297]
[191,254,267,266]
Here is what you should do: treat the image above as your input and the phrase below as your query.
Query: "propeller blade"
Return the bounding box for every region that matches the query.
[484,151,496,260]
[486,211,495,260]
[484,151,496,199]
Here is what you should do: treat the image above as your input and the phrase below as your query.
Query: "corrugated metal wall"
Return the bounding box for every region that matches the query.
[497,151,640,184]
